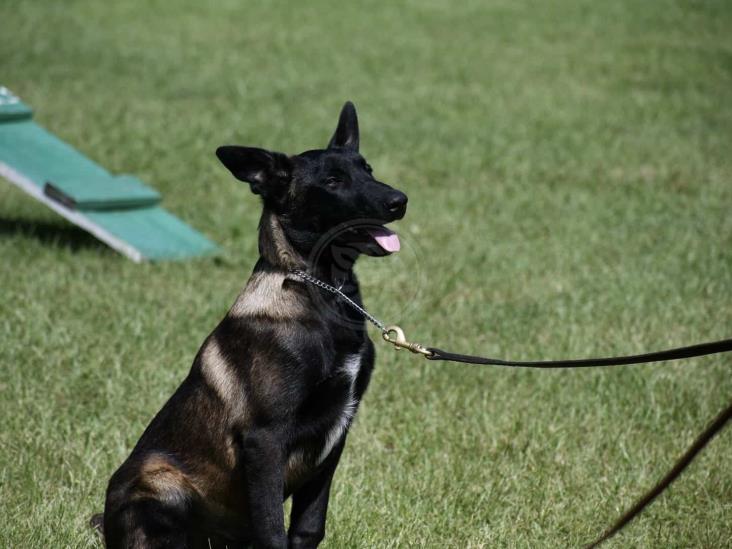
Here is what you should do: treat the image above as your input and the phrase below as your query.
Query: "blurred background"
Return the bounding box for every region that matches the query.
[1,1,730,546]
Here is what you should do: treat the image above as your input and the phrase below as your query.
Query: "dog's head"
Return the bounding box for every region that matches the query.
[216,102,407,262]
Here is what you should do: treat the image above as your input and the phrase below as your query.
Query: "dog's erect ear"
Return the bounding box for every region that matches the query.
[327,101,359,152]
[216,146,292,197]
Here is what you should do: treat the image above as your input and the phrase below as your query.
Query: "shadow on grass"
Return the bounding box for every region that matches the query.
[0,216,113,254]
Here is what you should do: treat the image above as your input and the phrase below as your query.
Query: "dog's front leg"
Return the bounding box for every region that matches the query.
[288,439,346,548]
[242,427,288,549]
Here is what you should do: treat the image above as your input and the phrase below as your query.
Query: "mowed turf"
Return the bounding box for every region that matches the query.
[1,0,731,546]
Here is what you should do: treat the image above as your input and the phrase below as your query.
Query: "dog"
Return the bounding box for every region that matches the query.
[93,101,408,548]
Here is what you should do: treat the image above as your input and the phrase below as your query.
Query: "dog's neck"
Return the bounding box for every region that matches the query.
[257,209,358,284]
[258,209,305,271]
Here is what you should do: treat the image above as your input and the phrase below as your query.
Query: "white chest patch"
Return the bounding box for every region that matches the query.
[316,352,362,464]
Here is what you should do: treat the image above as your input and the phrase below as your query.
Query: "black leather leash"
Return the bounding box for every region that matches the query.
[426,338,732,367]
[585,398,732,548]
[290,269,732,546]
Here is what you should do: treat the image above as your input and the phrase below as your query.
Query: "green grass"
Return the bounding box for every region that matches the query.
[1,0,731,546]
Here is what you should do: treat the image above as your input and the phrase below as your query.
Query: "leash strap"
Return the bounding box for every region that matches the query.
[426,338,732,367]
[585,398,732,548]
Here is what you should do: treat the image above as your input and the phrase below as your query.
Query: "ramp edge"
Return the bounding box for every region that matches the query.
[0,161,145,262]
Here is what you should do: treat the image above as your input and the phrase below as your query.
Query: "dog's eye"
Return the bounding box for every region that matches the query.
[325,176,340,187]
[364,163,373,174]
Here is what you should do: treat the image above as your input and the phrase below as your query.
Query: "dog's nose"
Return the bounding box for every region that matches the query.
[386,192,408,218]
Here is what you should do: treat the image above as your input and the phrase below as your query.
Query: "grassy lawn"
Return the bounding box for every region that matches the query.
[1,0,731,546]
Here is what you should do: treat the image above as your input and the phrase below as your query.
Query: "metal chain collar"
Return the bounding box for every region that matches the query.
[289,269,387,332]
[289,269,432,356]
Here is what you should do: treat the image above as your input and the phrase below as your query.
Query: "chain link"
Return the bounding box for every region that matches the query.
[290,269,387,333]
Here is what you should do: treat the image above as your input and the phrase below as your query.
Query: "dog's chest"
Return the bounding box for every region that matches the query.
[318,352,361,459]
[285,351,364,487]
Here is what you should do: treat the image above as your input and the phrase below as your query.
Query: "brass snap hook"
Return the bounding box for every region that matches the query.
[382,325,433,357]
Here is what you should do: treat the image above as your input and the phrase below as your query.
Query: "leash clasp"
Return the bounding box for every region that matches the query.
[382,325,433,357]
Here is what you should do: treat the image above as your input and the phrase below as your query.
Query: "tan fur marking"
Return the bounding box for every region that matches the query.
[259,210,303,269]
[229,270,307,320]
[201,339,239,401]
[284,449,310,491]
[224,434,238,469]
[200,339,248,424]
[135,454,196,505]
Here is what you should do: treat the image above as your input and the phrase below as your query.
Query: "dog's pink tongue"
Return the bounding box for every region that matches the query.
[368,227,400,252]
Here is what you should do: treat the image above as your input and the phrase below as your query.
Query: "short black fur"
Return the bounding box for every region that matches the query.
[97,102,407,549]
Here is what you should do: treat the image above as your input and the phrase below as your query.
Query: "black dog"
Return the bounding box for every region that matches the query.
[95,102,407,548]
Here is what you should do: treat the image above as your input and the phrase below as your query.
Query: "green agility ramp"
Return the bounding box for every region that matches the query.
[0,86,218,261]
